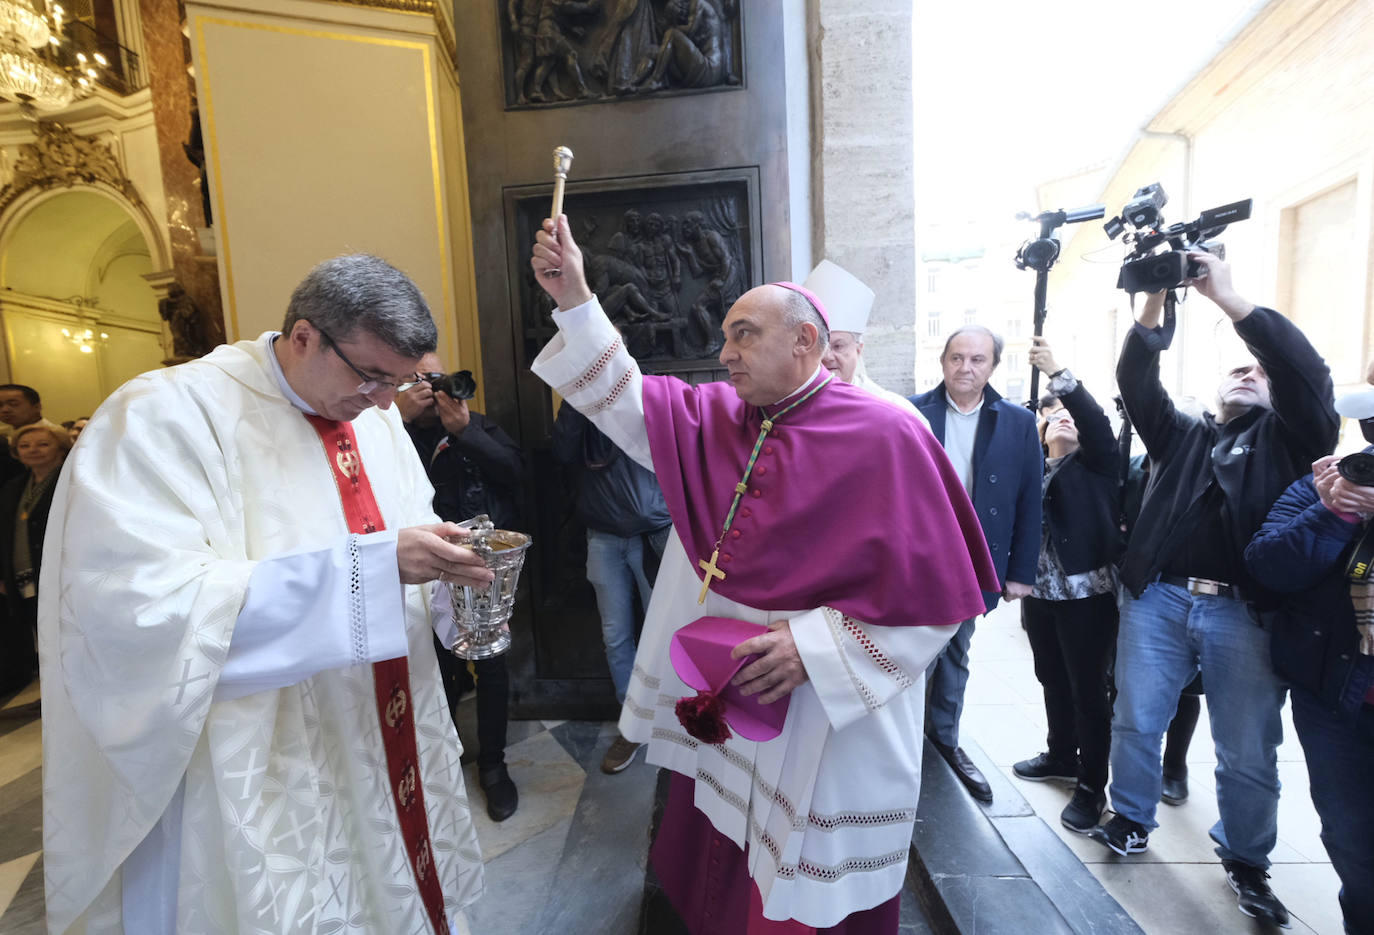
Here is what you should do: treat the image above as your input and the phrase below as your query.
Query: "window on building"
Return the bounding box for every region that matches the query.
[1280,179,1361,384]
[963,309,977,325]
[927,269,940,293]
[1007,317,1022,337]
[927,312,942,338]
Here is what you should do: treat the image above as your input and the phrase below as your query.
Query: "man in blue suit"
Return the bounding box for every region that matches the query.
[911,325,1043,802]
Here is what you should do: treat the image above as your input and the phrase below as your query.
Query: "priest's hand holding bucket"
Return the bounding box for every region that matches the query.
[397,523,494,587]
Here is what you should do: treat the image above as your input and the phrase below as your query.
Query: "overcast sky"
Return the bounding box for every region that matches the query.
[913,0,1271,240]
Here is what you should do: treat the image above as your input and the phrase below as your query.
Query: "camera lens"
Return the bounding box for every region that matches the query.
[1338,452,1374,487]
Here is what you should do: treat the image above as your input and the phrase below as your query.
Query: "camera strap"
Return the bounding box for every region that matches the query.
[1344,523,1374,656]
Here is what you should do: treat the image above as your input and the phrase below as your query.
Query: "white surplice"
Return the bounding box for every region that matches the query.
[38,334,482,935]
[533,300,957,928]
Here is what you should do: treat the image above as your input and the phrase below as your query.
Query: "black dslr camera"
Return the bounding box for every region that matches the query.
[1338,452,1374,487]
[420,370,477,400]
[1104,183,1252,294]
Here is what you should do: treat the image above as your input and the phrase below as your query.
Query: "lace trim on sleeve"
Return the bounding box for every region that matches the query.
[823,607,914,713]
[347,534,367,666]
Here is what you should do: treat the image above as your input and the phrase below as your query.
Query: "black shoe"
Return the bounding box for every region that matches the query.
[1013,751,1079,783]
[1088,814,1149,855]
[1160,771,1189,805]
[478,763,519,822]
[933,742,993,803]
[1060,785,1106,834]
[1222,859,1291,928]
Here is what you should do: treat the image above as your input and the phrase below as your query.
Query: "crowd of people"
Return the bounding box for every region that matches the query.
[11,216,1369,935]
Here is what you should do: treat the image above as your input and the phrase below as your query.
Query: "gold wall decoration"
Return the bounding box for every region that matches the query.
[321,0,456,67]
[0,121,142,214]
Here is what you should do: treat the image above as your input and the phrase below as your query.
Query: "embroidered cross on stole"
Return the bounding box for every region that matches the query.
[305,414,448,935]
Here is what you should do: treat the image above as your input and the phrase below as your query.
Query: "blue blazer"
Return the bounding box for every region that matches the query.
[910,383,1043,612]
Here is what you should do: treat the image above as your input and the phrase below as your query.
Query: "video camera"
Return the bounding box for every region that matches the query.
[1104,183,1252,294]
[418,370,478,400]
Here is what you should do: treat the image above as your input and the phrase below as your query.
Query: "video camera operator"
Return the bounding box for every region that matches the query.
[397,355,527,822]
[1093,252,1338,928]
[1244,372,1374,935]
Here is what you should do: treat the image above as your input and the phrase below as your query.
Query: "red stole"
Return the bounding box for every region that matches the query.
[304,414,448,935]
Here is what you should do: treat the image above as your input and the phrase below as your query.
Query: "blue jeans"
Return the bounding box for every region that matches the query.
[1109,582,1285,868]
[586,529,654,703]
[926,617,977,747]
[1291,688,1374,934]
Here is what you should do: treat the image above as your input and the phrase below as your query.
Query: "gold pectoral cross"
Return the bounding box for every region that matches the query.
[697,549,726,604]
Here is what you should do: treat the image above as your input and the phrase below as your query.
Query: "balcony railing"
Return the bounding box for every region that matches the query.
[45,19,146,96]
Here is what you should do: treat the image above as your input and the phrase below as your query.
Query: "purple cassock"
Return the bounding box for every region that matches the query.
[638,366,999,933]
[642,369,999,626]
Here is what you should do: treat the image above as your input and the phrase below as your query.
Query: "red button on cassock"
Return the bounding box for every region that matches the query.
[751,489,761,498]
[721,553,732,563]
[740,507,752,518]
[756,465,767,476]
[764,445,775,455]
[731,530,741,539]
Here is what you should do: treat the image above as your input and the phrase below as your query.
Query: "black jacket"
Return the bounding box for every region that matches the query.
[406,413,526,530]
[551,405,670,538]
[0,471,57,617]
[1116,306,1338,599]
[1042,380,1124,576]
[1245,463,1374,719]
[911,383,1043,611]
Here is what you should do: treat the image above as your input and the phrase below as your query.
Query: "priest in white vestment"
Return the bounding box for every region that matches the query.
[39,256,488,935]
[804,260,927,425]
[529,218,998,932]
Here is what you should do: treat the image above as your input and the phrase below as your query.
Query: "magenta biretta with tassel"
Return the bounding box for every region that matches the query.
[669,616,791,744]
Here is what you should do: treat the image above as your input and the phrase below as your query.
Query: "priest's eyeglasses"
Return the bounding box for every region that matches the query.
[314,325,402,395]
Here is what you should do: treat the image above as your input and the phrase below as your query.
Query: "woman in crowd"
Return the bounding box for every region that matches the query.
[0,422,72,690]
[1012,336,1124,834]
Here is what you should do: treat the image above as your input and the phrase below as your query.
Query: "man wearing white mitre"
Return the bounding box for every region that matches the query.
[530,216,997,933]
[806,259,929,428]
[39,255,489,934]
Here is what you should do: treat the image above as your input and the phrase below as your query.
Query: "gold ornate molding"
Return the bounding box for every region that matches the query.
[322,0,456,67]
[0,121,143,214]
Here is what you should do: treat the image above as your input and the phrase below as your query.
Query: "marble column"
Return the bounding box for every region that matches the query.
[137,0,225,347]
[812,0,917,394]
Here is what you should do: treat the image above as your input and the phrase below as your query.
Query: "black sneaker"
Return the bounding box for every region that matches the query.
[1222,859,1291,928]
[1088,814,1149,855]
[1012,751,1078,782]
[1060,785,1106,834]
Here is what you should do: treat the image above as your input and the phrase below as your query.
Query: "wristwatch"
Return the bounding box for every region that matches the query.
[1048,368,1079,395]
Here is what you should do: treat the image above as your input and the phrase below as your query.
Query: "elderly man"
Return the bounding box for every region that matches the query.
[805,260,929,426]
[530,216,997,932]
[40,256,487,935]
[1093,254,1337,928]
[911,325,1043,803]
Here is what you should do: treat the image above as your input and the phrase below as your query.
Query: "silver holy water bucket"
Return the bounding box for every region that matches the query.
[449,514,532,660]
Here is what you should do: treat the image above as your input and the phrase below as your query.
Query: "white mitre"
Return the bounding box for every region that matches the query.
[803,259,874,335]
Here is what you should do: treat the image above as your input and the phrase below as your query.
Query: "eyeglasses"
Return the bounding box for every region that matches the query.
[314,324,402,395]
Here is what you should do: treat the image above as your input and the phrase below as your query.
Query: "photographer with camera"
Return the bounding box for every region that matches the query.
[1244,376,1374,935]
[397,355,527,821]
[1095,251,1338,927]
[1011,337,1122,835]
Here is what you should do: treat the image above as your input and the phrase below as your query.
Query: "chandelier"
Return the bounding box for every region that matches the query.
[62,324,109,353]
[0,1,103,117]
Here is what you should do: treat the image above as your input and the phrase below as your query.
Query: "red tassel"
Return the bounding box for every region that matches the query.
[675,690,733,744]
